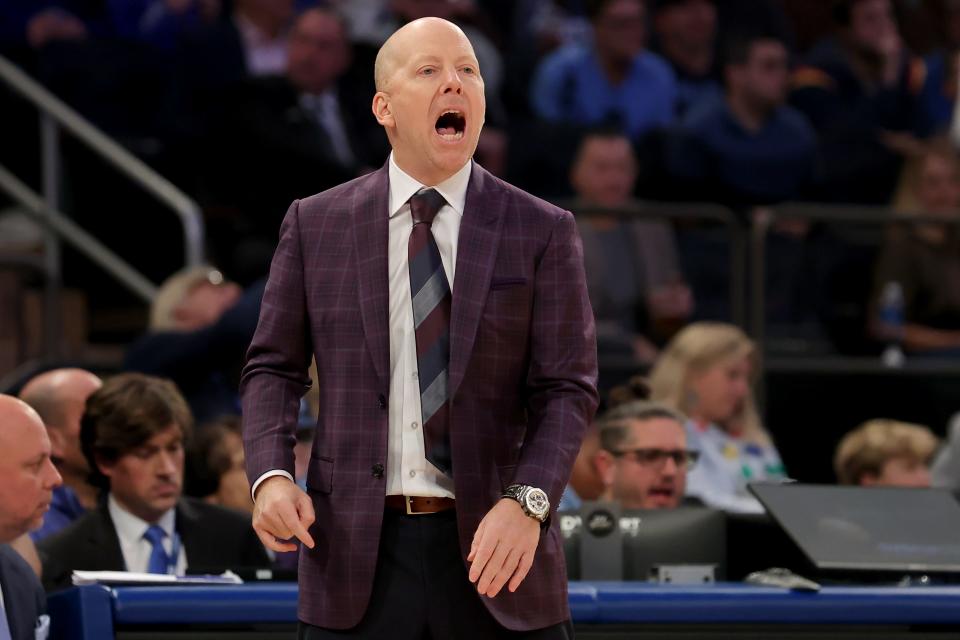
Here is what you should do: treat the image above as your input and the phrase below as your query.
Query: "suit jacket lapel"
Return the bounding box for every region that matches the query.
[449,164,505,398]
[94,504,126,570]
[352,165,391,388]
[0,547,25,637]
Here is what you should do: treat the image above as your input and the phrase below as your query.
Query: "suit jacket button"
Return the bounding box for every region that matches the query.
[372,463,384,478]
[377,394,387,409]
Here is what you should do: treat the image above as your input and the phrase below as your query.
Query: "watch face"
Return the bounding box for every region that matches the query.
[524,488,550,519]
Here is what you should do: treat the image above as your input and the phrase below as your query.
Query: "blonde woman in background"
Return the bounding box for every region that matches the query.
[649,322,786,512]
[873,140,960,353]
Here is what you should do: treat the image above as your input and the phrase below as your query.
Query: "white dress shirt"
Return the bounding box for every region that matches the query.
[383,154,470,498]
[108,494,187,574]
[251,154,471,499]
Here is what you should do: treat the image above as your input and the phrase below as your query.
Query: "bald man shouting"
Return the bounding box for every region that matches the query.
[241,16,597,640]
[0,395,62,639]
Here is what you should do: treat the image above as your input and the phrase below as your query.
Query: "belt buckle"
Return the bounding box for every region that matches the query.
[405,496,430,515]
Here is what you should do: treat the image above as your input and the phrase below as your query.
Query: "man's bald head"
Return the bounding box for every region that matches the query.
[0,395,61,542]
[19,368,101,476]
[20,368,102,431]
[374,17,474,92]
[371,17,485,186]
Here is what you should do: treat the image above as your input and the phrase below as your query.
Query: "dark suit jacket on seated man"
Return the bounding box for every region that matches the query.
[38,373,268,592]
[241,16,598,640]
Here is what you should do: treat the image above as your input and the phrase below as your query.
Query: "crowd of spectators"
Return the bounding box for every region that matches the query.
[6,0,960,360]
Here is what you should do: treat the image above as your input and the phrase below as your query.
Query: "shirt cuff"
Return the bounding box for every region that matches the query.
[251,470,295,500]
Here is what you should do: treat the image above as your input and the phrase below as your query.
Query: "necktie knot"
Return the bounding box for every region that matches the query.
[409,188,446,226]
[144,524,166,546]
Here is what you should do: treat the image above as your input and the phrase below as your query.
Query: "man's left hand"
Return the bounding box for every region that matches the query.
[467,498,541,597]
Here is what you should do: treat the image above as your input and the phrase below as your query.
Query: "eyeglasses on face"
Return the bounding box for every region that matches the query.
[609,448,699,469]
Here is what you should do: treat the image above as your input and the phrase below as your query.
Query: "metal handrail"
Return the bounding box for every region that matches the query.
[0,54,205,267]
[0,53,205,361]
[752,203,960,364]
[0,165,157,301]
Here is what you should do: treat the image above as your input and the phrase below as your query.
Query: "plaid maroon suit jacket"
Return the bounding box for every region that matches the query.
[240,162,598,631]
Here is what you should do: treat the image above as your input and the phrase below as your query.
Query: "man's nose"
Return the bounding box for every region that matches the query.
[45,459,62,489]
[661,457,679,477]
[441,67,462,94]
[156,452,178,475]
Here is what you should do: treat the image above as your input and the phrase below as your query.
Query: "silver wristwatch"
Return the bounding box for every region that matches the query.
[502,484,550,523]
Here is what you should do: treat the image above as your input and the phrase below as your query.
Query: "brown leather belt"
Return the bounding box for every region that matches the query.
[385,495,456,515]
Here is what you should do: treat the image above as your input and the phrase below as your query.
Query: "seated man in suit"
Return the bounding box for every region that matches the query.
[38,373,268,591]
[0,394,62,639]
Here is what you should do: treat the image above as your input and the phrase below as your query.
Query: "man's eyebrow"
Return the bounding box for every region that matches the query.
[410,54,442,65]
[24,452,47,466]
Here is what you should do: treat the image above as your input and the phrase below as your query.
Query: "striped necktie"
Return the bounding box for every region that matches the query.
[408,188,453,475]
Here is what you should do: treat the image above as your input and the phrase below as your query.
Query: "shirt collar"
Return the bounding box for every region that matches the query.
[108,493,176,544]
[387,152,472,219]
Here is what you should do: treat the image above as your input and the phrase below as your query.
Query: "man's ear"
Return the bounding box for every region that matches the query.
[372,92,394,128]
[593,450,616,489]
[95,453,115,479]
[48,428,66,461]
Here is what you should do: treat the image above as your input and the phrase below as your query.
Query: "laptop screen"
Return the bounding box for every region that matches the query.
[749,483,960,574]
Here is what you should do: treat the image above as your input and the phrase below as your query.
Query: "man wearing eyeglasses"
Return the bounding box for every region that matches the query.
[593,401,698,509]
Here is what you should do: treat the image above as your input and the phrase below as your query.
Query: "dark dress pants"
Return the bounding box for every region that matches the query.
[299,508,573,640]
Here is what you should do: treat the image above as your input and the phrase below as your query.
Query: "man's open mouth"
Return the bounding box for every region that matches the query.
[435,110,466,140]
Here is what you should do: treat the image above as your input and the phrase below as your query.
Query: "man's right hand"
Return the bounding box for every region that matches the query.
[252,476,316,552]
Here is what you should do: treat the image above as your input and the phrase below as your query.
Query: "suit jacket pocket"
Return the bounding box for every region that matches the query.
[306,456,334,494]
[489,277,527,291]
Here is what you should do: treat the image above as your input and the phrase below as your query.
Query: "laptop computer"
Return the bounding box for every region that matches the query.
[749,483,960,580]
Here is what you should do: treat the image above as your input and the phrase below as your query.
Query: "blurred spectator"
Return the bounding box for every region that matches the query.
[558,424,602,511]
[834,418,938,486]
[594,400,696,509]
[649,322,786,512]
[38,373,268,591]
[790,0,924,204]
[185,415,252,514]
[560,373,655,511]
[669,31,817,205]
[172,0,296,136]
[0,395,60,636]
[872,141,960,354]
[530,0,677,141]
[572,128,692,363]
[931,410,960,491]
[652,0,723,117]
[111,0,224,52]
[18,368,103,541]
[203,7,390,272]
[0,2,97,54]
[917,0,960,137]
[125,267,263,423]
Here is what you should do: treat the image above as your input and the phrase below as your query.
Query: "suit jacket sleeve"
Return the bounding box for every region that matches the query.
[240,200,313,484]
[515,210,599,508]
